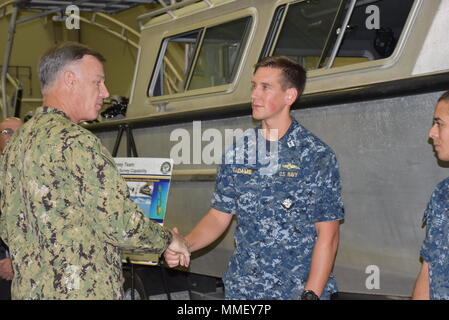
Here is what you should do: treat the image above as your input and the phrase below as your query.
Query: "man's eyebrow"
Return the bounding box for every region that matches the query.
[260,81,272,87]
[251,80,272,85]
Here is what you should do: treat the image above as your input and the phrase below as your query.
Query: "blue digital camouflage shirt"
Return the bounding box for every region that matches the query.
[421,177,449,300]
[211,118,344,300]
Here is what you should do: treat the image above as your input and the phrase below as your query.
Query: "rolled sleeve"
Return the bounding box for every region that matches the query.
[420,199,436,263]
[310,152,345,223]
[210,164,237,215]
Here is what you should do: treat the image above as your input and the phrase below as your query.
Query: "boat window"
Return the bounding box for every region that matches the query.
[269,0,415,71]
[273,0,342,70]
[149,16,252,97]
[150,30,202,97]
[332,0,414,68]
[188,17,252,90]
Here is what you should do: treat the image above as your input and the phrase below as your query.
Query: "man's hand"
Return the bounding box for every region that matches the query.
[0,258,13,281]
[164,248,182,268]
[165,227,190,268]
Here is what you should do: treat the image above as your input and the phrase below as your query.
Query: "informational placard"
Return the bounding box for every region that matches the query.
[114,157,173,265]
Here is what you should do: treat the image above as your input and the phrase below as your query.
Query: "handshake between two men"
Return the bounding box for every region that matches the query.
[163,207,235,268]
[166,227,191,268]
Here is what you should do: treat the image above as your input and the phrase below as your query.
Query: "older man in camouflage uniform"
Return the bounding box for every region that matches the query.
[413,90,449,300]
[165,56,344,300]
[0,42,189,300]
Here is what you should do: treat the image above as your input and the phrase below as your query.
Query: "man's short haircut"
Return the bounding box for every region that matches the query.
[38,42,106,93]
[254,55,307,100]
[438,90,449,103]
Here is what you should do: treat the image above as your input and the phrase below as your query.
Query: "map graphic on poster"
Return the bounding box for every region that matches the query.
[114,157,173,265]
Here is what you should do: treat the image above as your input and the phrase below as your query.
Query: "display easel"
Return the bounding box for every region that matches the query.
[112,124,172,300]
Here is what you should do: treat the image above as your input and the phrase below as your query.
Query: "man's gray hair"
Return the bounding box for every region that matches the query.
[38,42,106,93]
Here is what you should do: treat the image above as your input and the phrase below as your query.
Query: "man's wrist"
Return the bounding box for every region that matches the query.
[301,289,320,300]
[184,235,194,252]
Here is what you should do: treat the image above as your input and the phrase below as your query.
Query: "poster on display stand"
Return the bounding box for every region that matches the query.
[114,157,173,265]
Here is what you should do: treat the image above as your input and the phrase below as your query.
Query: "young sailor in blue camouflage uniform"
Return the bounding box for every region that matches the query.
[0,43,190,300]
[413,90,449,300]
[165,56,344,300]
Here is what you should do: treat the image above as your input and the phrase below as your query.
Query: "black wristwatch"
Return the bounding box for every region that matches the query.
[301,290,320,300]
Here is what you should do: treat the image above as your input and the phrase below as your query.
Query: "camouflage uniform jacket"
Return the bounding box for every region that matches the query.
[0,107,172,300]
[421,177,449,300]
[211,118,344,299]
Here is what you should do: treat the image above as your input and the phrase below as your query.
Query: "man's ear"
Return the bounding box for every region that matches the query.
[285,87,298,106]
[63,70,76,89]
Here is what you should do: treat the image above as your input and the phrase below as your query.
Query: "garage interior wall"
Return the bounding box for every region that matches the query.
[0,1,156,119]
